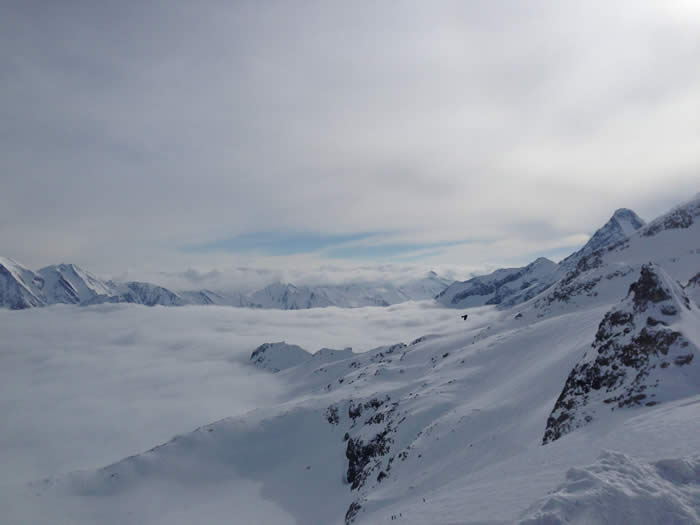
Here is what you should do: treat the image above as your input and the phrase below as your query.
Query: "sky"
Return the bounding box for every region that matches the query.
[2,1,699,283]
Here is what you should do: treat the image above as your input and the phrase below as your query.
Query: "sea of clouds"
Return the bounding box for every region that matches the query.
[0,300,488,489]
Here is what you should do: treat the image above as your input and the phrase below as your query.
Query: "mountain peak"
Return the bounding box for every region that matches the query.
[559,208,645,271]
[607,208,645,235]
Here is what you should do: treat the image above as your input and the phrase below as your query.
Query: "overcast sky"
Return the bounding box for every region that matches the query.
[2,1,699,282]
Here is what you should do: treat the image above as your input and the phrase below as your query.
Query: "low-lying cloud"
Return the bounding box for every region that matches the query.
[0,300,487,487]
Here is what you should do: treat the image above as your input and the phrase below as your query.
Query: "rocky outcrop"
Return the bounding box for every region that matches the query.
[543,264,699,444]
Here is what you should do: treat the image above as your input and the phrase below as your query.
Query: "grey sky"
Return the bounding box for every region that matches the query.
[1,1,699,280]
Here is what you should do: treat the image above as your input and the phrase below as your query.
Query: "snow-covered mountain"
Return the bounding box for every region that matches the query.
[437,205,649,310]
[0,259,454,311]
[249,282,335,309]
[529,193,700,320]
[6,193,700,524]
[37,263,115,304]
[558,208,645,271]
[0,256,45,309]
[0,259,193,309]
[436,256,557,308]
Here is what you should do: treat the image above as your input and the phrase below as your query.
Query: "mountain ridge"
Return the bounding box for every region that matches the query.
[0,258,454,311]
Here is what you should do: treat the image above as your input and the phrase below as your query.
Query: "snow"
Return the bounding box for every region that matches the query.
[1,195,699,524]
[0,262,454,310]
[8,291,696,524]
[38,263,114,304]
[518,451,700,525]
[436,257,557,308]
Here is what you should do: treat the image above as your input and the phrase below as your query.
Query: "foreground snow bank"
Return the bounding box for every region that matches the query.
[519,450,700,525]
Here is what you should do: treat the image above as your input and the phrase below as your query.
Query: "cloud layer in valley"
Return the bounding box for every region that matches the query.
[0,300,484,486]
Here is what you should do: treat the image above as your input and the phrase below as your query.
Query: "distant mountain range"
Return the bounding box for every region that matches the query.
[0,257,453,310]
[436,207,648,309]
[4,195,699,315]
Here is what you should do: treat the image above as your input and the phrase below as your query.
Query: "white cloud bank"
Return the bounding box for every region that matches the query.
[0,300,475,487]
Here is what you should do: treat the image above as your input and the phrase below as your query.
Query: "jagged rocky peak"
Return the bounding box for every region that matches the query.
[610,208,646,235]
[559,208,645,270]
[542,263,699,444]
[628,264,675,312]
[250,341,312,372]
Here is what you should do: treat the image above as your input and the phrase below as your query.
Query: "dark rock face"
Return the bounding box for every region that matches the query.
[643,209,694,236]
[344,501,363,524]
[642,196,699,237]
[628,265,672,311]
[346,430,392,490]
[543,264,698,444]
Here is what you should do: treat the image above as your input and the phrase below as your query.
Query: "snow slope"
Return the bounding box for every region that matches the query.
[17,290,699,524]
[437,207,646,310]
[0,256,45,309]
[38,263,115,304]
[558,208,645,271]
[3,194,699,524]
[436,257,557,308]
[543,264,700,444]
[528,194,700,321]
[518,450,700,525]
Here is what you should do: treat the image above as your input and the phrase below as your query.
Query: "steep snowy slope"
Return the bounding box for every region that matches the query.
[437,207,647,311]
[529,194,700,320]
[38,263,115,304]
[436,257,557,308]
[558,208,645,271]
[0,258,191,309]
[543,264,700,444]
[0,256,45,309]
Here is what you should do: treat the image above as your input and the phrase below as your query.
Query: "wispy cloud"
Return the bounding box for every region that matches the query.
[183,231,378,256]
[324,239,477,260]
